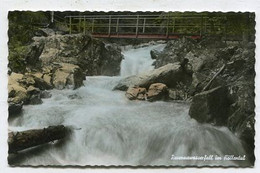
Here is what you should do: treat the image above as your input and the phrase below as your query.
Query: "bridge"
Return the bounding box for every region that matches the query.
[63,14,227,40]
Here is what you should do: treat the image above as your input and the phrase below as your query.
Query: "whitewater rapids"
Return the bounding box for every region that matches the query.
[8,41,249,166]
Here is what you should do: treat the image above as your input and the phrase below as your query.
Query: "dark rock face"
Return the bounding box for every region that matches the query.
[68,94,82,100]
[29,94,43,105]
[100,44,123,76]
[8,102,23,116]
[152,38,201,69]
[25,41,45,69]
[150,49,160,60]
[168,89,188,101]
[34,34,123,76]
[114,62,191,91]
[8,40,45,73]
[189,86,229,125]
[40,90,52,99]
[155,39,255,164]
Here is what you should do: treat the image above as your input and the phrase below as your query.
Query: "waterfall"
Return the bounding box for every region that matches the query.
[120,42,166,77]
[8,42,249,167]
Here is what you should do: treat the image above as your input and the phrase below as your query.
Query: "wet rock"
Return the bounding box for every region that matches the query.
[68,94,82,99]
[125,87,147,100]
[29,94,43,105]
[114,62,188,91]
[150,49,160,59]
[32,74,53,90]
[189,86,229,125]
[52,63,84,90]
[100,44,123,76]
[27,86,40,95]
[147,83,168,101]
[40,90,52,99]
[8,102,23,116]
[168,89,188,100]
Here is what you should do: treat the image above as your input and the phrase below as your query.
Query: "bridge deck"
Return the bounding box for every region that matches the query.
[92,33,201,39]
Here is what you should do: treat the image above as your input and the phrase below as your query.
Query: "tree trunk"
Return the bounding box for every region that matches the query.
[8,125,68,154]
[202,65,225,92]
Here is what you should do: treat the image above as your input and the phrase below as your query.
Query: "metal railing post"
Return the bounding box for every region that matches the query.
[224,19,227,43]
[116,18,119,34]
[200,16,203,36]
[83,16,86,34]
[108,15,111,37]
[92,18,94,33]
[136,15,139,37]
[166,13,170,38]
[143,18,146,33]
[79,17,81,33]
[172,17,175,33]
[69,16,72,34]
[204,17,207,34]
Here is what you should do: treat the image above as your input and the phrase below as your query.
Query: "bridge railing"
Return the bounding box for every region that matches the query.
[64,14,227,39]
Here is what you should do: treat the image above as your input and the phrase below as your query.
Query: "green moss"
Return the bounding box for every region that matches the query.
[8,45,31,73]
[8,11,49,73]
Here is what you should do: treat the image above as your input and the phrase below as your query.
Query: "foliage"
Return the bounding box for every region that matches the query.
[8,11,49,47]
[8,11,49,73]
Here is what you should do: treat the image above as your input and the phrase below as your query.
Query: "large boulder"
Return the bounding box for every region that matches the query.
[52,63,84,90]
[18,72,53,90]
[153,39,199,68]
[150,49,160,60]
[8,102,23,116]
[147,83,168,101]
[34,34,123,76]
[42,73,52,87]
[125,87,147,100]
[8,73,28,104]
[26,86,43,105]
[8,41,44,73]
[125,83,169,102]
[114,62,189,91]
[189,86,229,125]
[8,73,27,115]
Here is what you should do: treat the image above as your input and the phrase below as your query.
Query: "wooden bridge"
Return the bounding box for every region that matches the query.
[64,14,227,40]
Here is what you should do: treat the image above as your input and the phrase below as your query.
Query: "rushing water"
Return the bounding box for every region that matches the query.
[120,42,166,77]
[8,42,249,166]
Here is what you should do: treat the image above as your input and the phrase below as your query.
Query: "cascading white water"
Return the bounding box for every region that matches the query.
[8,41,250,166]
[120,42,166,77]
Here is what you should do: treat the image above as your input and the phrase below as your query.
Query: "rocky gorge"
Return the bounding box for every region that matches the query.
[8,30,255,166]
